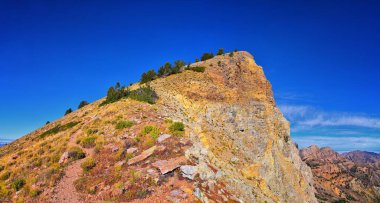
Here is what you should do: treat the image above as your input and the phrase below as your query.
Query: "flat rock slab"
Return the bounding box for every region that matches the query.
[128,146,156,165]
[157,134,171,143]
[152,156,187,174]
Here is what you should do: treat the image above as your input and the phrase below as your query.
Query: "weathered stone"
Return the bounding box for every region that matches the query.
[157,134,171,143]
[126,147,138,154]
[180,165,197,180]
[59,152,69,164]
[151,156,186,174]
[127,146,156,165]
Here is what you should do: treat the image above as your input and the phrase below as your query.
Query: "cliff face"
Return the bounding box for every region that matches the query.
[152,51,316,202]
[300,145,380,203]
[0,51,316,202]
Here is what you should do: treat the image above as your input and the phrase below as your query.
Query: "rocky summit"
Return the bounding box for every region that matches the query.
[0,51,316,202]
[300,145,380,202]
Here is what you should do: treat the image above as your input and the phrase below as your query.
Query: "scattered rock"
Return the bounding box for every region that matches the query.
[170,189,187,199]
[180,165,197,180]
[157,145,166,152]
[111,146,119,153]
[157,134,171,143]
[230,157,239,163]
[126,147,138,154]
[11,154,19,160]
[128,146,156,165]
[152,157,186,174]
[58,152,69,164]
[121,134,129,139]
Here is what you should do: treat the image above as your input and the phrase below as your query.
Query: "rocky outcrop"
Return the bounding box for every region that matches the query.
[152,51,317,202]
[300,145,380,202]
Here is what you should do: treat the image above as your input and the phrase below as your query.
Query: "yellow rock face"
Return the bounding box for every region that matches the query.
[152,51,317,202]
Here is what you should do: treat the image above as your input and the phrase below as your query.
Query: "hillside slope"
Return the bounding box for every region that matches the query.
[0,51,316,202]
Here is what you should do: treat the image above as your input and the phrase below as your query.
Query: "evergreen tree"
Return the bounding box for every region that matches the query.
[216,48,225,55]
[158,62,172,77]
[78,100,89,109]
[172,60,186,74]
[140,69,157,84]
[65,108,73,115]
[201,53,214,61]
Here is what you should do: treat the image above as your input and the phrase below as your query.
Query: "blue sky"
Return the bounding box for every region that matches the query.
[1,0,379,152]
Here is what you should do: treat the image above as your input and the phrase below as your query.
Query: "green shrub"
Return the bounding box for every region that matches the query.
[158,62,172,77]
[80,136,97,148]
[78,100,89,109]
[216,48,224,55]
[39,122,79,139]
[12,178,25,191]
[0,165,4,171]
[201,53,214,61]
[169,122,185,135]
[68,147,86,160]
[29,189,42,197]
[190,66,205,73]
[229,52,234,57]
[0,171,10,181]
[140,69,157,84]
[86,128,98,135]
[81,157,96,172]
[64,108,73,115]
[129,86,158,104]
[115,120,134,129]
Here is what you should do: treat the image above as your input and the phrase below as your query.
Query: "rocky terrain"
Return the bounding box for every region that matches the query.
[0,51,317,202]
[300,145,380,202]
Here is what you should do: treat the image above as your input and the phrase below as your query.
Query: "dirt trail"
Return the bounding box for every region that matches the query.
[52,129,94,203]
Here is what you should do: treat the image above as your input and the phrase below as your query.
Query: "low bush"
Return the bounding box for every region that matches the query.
[68,147,86,160]
[0,171,10,180]
[81,157,96,172]
[80,136,97,148]
[12,178,25,191]
[141,125,160,139]
[169,122,185,135]
[78,100,89,109]
[0,183,9,198]
[201,53,214,61]
[189,66,205,73]
[115,120,134,129]
[29,189,42,197]
[39,122,79,139]
[229,52,234,57]
[129,86,158,104]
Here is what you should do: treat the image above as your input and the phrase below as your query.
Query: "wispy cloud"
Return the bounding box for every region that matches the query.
[279,104,380,152]
[279,105,380,129]
[293,135,380,153]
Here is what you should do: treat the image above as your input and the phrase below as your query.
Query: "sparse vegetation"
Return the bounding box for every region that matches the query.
[229,52,234,57]
[79,136,97,148]
[39,122,79,139]
[78,100,89,109]
[64,108,73,115]
[115,120,134,129]
[172,60,186,74]
[169,122,185,135]
[81,157,96,172]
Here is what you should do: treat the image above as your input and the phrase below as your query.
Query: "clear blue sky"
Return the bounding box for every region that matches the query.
[1,0,379,152]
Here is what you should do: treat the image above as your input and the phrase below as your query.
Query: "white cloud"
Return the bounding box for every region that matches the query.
[279,104,380,129]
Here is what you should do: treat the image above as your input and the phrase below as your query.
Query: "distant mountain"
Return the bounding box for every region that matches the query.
[342,150,380,165]
[300,145,380,203]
